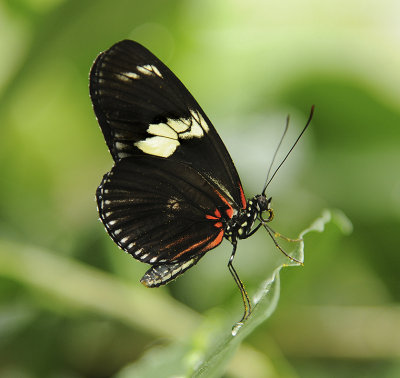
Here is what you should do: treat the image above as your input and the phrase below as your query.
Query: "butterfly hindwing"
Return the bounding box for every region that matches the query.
[90,40,246,209]
[96,155,235,274]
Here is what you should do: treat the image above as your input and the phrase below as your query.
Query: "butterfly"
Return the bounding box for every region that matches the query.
[89,40,313,327]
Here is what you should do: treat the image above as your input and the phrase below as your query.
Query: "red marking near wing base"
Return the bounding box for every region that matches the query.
[225,207,233,218]
[204,229,224,250]
[214,222,223,228]
[206,214,218,220]
[213,189,234,219]
[239,183,247,209]
[206,208,223,221]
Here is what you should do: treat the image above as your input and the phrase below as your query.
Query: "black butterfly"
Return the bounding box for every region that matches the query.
[89,40,313,326]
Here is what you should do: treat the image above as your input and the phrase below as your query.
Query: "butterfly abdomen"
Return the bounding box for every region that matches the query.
[140,256,203,287]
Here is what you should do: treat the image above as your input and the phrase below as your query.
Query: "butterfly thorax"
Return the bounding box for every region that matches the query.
[224,194,273,243]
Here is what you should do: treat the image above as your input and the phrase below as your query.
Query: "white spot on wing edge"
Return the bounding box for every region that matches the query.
[115,141,130,150]
[117,152,131,159]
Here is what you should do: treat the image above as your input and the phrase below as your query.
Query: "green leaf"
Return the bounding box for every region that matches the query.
[114,209,352,378]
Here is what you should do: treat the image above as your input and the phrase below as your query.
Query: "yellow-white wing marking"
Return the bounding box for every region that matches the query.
[136,64,163,78]
[134,110,210,158]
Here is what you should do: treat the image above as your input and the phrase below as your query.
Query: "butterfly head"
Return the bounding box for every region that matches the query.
[254,194,274,223]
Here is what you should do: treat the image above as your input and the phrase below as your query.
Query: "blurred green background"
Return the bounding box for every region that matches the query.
[0,0,399,377]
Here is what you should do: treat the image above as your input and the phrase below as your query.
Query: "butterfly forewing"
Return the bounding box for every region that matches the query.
[90,40,246,209]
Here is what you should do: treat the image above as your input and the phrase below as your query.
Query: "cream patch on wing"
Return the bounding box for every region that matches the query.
[136,64,163,78]
[115,66,163,83]
[135,136,180,158]
[134,110,210,158]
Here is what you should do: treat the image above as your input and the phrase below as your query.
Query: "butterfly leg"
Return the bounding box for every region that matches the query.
[243,223,262,239]
[261,222,303,264]
[228,242,252,325]
[273,231,302,243]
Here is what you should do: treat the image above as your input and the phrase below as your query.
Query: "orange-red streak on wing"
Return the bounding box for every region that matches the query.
[204,229,224,250]
[239,183,247,209]
[206,214,218,220]
[172,236,213,260]
[172,228,224,260]
[213,189,234,219]
[206,208,222,221]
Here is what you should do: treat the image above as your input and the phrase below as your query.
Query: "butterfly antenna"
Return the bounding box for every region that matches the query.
[262,115,290,195]
[262,105,315,195]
